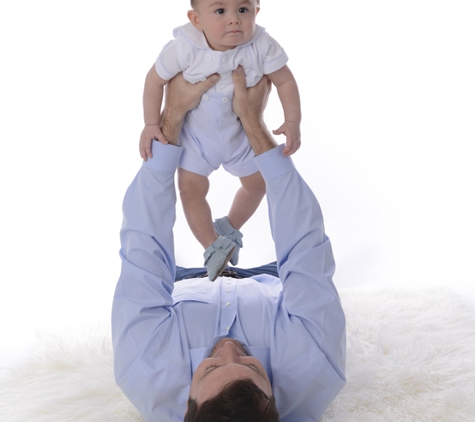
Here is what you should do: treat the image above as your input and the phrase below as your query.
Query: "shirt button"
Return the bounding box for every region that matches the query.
[202,95,209,101]
[222,97,229,103]
[222,55,228,63]
[226,282,231,285]
[225,302,230,306]
[222,72,230,78]
[226,326,230,331]
[205,54,211,61]
[226,290,231,293]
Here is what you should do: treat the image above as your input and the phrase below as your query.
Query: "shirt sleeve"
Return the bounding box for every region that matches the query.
[255,30,289,75]
[155,37,191,81]
[254,144,346,418]
[111,142,190,421]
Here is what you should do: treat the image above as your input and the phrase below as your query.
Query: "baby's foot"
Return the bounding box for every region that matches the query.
[204,236,236,281]
[214,216,243,266]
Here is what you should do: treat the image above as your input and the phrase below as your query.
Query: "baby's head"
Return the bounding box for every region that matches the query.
[188,0,260,52]
[190,0,260,7]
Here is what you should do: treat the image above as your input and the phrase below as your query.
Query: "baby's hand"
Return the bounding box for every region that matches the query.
[273,121,301,156]
[139,124,168,160]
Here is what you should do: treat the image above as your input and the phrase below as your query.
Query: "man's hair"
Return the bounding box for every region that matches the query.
[184,378,279,422]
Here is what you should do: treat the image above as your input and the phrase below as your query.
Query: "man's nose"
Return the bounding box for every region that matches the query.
[220,341,244,362]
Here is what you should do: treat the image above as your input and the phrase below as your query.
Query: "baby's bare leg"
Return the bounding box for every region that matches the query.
[228,171,266,230]
[178,168,217,249]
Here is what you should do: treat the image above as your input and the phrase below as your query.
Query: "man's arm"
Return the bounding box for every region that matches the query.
[233,66,345,371]
[232,66,276,155]
[233,68,346,418]
[112,73,219,420]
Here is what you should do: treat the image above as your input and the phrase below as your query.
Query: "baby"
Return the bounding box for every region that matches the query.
[139,0,301,280]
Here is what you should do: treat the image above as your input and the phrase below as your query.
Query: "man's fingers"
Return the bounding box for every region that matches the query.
[196,73,220,94]
[253,74,272,95]
[232,66,246,91]
[253,75,272,108]
[155,133,169,145]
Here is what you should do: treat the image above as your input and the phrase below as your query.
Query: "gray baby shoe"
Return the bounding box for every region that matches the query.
[204,236,236,281]
[214,216,243,266]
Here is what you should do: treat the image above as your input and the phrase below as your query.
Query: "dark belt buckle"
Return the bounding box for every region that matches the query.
[218,269,243,279]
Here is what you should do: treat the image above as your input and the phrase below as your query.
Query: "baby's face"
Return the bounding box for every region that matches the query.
[188,0,259,52]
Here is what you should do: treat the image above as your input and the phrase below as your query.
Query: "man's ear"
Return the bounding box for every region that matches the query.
[188,10,203,31]
[256,6,260,15]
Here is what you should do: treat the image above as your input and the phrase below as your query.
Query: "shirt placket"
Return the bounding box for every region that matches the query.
[219,278,237,336]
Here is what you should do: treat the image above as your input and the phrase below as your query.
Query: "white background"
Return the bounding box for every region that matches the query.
[1,0,474,369]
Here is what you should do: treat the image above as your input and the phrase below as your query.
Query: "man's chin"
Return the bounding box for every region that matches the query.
[209,338,248,357]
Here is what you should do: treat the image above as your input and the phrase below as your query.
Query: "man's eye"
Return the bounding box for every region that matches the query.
[215,8,225,14]
[238,7,249,13]
[205,364,219,372]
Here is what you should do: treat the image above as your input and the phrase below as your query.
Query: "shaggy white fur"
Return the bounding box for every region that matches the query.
[1,288,474,421]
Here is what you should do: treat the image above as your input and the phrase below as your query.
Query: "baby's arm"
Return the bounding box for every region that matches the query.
[267,65,301,156]
[139,66,169,161]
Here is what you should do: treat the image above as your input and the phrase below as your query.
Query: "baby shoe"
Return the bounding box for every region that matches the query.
[214,216,243,265]
[204,236,236,281]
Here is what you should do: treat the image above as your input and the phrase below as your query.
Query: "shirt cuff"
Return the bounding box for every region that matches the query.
[143,141,183,173]
[253,144,296,182]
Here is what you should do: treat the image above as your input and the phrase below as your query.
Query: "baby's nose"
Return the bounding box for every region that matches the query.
[228,13,241,24]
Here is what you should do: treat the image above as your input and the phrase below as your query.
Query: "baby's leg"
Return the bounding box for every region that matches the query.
[228,171,266,229]
[178,168,217,249]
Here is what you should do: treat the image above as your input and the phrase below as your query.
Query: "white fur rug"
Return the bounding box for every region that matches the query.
[1,288,475,421]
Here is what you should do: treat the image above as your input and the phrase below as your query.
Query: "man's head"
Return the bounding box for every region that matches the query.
[187,0,260,51]
[186,338,279,421]
[184,379,279,421]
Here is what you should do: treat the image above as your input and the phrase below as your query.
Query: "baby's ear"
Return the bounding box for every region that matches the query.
[187,10,202,30]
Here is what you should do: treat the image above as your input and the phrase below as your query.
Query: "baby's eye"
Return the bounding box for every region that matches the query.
[238,7,249,13]
[215,8,225,14]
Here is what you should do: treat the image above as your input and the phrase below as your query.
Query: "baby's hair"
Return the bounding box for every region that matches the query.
[190,0,260,8]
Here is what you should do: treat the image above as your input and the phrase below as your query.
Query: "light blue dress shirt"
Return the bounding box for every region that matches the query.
[112,142,346,422]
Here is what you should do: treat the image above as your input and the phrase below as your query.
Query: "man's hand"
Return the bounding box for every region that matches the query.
[160,73,220,145]
[232,67,271,125]
[166,72,220,114]
[232,67,277,155]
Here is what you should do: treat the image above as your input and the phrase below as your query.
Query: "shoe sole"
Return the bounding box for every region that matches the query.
[209,246,236,282]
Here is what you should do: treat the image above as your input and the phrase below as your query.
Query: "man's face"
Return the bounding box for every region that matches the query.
[188,0,259,52]
[189,338,272,404]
